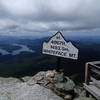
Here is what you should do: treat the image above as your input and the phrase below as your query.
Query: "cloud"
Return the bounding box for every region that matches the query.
[0,0,38,16]
[0,0,100,32]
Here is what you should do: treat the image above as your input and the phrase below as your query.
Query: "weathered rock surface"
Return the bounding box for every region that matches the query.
[74,97,96,100]
[28,70,75,90]
[0,82,63,100]
[27,70,76,99]
[0,70,97,100]
[55,76,75,91]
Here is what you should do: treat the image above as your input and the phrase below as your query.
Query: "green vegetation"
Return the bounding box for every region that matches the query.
[0,77,16,82]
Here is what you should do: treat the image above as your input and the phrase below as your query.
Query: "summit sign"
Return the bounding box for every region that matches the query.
[42,32,78,60]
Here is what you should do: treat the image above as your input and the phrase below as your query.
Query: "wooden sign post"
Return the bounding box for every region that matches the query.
[42,31,79,71]
[56,57,61,72]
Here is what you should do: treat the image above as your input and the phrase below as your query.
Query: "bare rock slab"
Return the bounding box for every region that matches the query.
[0,83,64,100]
[17,84,64,100]
[74,97,96,100]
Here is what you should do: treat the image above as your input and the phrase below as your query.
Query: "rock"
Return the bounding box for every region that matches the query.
[27,79,37,86]
[27,71,45,85]
[0,70,79,100]
[33,71,45,81]
[0,93,10,100]
[0,83,64,100]
[46,70,56,78]
[45,83,55,90]
[55,76,75,91]
[27,70,76,99]
[74,97,96,100]
[27,70,66,85]
[74,86,85,97]
[53,72,64,82]
[64,95,72,100]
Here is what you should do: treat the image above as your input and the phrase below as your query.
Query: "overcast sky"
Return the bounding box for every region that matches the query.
[0,0,100,35]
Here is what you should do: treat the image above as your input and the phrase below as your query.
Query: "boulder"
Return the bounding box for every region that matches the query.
[27,71,45,85]
[0,82,64,100]
[27,70,76,99]
[46,70,56,78]
[55,76,75,91]
[53,72,64,82]
[20,84,63,100]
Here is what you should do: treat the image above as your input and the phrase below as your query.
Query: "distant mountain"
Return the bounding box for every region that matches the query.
[0,35,100,78]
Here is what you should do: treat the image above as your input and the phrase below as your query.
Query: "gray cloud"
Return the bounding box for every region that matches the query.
[0,0,100,33]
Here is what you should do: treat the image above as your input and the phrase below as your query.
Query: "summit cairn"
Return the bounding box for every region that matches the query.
[27,70,75,99]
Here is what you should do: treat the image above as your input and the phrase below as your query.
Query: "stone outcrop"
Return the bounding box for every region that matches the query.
[0,70,97,100]
[0,83,63,100]
[27,70,75,99]
[74,97,96,100]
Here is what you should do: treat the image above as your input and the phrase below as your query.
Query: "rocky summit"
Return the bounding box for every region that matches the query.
[0,83,64,100]
[0,70,96,100]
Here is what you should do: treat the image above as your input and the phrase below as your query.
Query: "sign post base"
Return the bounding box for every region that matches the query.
[56,57,61,72]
